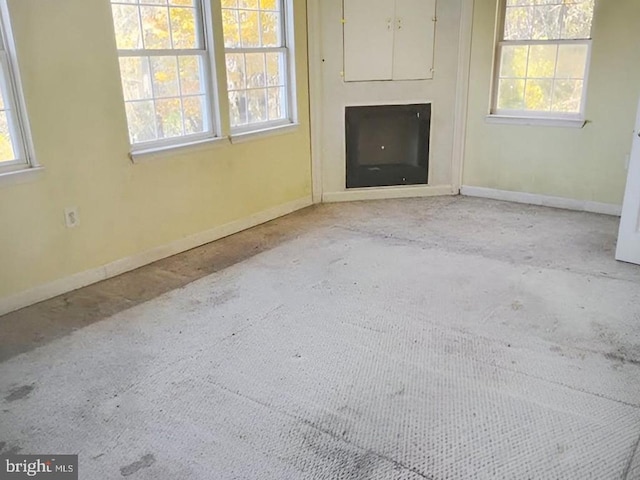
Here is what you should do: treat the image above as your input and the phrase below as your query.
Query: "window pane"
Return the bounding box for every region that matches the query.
[222,0,291,130]
[552,79,583,113]
[267,86,285,121]
[111,0,214,145]
[497,79,525,110]
[141,6,171,49]
[0,111,16,162]
[170,7,198,49]
[247,88,267,123]
[524,79,553,111]
[531,5,561,40]
[504,0,593,41]
[229,90,248,126]
[266,52,284,86]
[222,9,240,48]
[111,5,143,49]
[119,57,153,101]
[226,53,246,90]
[504,7,532,41]
[156,97,183,138]
[499,45,528,78]
[245,53,266,88]
[183,95,206,134]
[526,44,557,78]
[179,56,204,95]
[239,10,260,47]
[125,100,157,143]
[239,0,259,8]
[260,11,281,47]
[150,56,179,98]
[260,0,279,11]
[556,44,588,79]
[561,0,595,39]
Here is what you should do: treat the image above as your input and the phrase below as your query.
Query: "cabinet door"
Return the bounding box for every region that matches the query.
[392,0,436,80]
[343,0,395,82]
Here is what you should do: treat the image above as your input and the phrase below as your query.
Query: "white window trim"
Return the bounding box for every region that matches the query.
[130,134,230,163]
[229,121,298,144]
[129,121,301,162]
[224,0,297,135]
[485,115,586,128]
[487,0,593,126]
[0,0,38,178]
[113,0,222,155]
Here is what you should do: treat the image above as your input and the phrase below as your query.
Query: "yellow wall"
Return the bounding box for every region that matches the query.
[463,0,640,205]
[0,0,311,300]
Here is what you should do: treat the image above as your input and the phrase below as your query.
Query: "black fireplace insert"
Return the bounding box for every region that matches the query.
[345,103,431,189]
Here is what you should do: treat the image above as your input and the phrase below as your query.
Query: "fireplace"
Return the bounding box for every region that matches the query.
[345,103,431,189]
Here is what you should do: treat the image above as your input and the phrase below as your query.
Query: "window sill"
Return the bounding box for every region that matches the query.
[230,123,299,144]
[485,115,587,128]
[0,165,44,186]
[128,123,300,163]
[130,136,230,163]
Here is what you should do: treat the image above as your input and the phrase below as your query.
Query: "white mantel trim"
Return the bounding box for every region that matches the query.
[323,184,455,202]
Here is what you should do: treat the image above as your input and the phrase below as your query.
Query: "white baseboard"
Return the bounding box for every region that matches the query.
[322,185,455,203]
[0,196,313,316]
[460,186,622,216]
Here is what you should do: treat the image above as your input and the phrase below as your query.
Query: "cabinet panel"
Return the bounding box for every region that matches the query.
[392,0,436,80]
[343,0,395,82]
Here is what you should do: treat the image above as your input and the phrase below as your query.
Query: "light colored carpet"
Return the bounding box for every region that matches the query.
[1,197,639,479]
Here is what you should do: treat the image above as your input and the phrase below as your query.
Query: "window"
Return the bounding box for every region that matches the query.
[110,0,296,151]
[492,0,595,120]
[0,1,35,172]
[221,0,295,132]
[110,0,218,150]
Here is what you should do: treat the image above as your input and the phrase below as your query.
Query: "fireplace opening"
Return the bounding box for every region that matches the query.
[345,103,431,189]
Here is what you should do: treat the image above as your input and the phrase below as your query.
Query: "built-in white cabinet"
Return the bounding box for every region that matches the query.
[343,0,436,82]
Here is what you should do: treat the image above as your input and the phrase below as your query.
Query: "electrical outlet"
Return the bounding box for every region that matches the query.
[64,207,80,228]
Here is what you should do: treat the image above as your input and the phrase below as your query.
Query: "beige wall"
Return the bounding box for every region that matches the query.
[463,0,640,205]
[0,0,311,301]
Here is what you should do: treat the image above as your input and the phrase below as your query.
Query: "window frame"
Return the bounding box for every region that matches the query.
[489,0,594,124]
[111,0,222,153]
[222,0,297,135]
[0,0,37,174]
